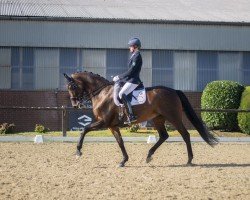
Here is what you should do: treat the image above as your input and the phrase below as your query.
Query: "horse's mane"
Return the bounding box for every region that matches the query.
[72,71,113,85]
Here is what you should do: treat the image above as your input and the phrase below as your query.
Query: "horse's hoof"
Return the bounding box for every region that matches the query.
[76,151,82,157]
[118,163,125,167]
[186,162,194,166]
[146,156,153,163]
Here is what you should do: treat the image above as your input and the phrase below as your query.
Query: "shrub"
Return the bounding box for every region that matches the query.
[35,124,49,133]
[201,80,244,131]
[128,124,140,133]
[0,123,15,134]
[238,86,250,135]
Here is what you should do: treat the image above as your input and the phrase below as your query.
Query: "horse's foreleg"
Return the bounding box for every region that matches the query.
[76,120,104,157]
[146,116,169,163]
[110,127,129,167]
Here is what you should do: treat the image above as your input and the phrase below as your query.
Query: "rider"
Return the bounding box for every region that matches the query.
[113,37,143,124]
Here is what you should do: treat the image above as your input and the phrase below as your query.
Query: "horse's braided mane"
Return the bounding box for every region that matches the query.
[73,71,113,85]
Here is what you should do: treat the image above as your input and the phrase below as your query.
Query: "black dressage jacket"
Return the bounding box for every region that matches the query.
[118,51,142,84]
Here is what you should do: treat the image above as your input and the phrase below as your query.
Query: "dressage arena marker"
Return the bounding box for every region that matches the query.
[147,135,157,144]
[34,135,44,143]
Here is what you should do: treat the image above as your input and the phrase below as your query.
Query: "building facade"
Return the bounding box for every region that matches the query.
[0,0,250,131]
[0,21,250,91]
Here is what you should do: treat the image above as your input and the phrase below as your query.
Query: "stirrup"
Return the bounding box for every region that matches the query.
[124,115,137,125]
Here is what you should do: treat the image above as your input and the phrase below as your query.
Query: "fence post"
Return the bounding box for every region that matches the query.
[62,106,68,137]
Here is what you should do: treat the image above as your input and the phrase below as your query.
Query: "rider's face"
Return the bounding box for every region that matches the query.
[129,46,135,53]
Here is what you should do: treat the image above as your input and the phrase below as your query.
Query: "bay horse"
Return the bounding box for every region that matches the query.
[64,72,218,167]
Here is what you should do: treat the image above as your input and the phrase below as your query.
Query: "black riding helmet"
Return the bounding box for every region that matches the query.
[128,38,141,48]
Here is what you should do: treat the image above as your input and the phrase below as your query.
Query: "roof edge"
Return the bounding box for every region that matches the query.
[0,15,250,26]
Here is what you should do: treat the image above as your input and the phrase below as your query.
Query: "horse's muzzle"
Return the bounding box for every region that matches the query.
[70,99,79,108]
[72,101,83,109]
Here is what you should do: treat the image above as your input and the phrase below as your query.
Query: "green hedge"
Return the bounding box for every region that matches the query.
[238,86,250,134]
[201,80,244,131]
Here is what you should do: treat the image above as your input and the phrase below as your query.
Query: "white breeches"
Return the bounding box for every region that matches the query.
[118,82,139,99]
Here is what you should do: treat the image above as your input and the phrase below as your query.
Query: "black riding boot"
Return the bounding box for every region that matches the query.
[121,94,137,124]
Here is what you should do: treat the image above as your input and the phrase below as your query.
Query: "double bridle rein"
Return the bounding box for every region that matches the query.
[82,83,112,101]
[70,81,112,106]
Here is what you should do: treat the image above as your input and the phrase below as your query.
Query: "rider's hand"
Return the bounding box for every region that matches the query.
[113,76,119,82]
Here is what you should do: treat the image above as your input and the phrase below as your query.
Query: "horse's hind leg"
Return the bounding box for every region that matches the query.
[174,122,193,165]
[146,116,169,163]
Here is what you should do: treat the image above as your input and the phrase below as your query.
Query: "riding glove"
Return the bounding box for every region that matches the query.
[113,76,120,82]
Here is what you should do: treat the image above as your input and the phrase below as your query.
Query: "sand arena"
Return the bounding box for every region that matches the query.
[0,142,249,199]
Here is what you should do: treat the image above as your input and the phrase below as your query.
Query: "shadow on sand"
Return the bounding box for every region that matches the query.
[92,163,250,169]
[166,163,250,168]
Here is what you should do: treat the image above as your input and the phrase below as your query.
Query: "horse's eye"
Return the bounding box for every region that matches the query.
[68,83,77,90]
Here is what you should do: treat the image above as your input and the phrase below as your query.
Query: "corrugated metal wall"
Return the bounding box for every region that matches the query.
[1,20,250,51]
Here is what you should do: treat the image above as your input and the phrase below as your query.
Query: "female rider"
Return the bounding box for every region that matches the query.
[113,38,143,124]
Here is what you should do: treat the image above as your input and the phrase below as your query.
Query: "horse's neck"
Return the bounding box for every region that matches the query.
[91,84,113,106]
[87,79,110,92]
[76,73,110,92]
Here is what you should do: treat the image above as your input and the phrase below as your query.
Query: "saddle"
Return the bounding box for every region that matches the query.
[113,82,147,107]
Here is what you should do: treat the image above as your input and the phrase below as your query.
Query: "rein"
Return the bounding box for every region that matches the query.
[82,83,112,101]
[70,82,113,104]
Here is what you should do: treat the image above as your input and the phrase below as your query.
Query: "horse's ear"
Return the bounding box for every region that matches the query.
[63,73,73,82]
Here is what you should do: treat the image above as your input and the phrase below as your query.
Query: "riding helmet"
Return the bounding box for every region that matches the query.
[128,38,141,48]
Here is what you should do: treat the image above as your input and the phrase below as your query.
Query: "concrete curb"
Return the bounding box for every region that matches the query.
[0,136,250,143]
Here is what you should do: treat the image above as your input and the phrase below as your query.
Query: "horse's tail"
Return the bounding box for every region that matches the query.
[176,90,218,147]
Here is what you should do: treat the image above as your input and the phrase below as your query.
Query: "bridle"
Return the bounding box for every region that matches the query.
[82,83,112,101]
[69,81,112,107]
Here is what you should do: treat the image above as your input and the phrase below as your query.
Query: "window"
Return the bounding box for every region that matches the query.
[11,48,34,90]
[241,52,250,85]
[197,51,218,91]
[152,50,173,87]
[34,48,60,90]
[59,48,82,89]
[174,51,197,91]
[218,52,241,82]
[82,50,106,77]
[0,48,11,89]
[106,49,128,81]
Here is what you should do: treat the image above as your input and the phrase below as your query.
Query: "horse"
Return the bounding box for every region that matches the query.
[64,71,218,167]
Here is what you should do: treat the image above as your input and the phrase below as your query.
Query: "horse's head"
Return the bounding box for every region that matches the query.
[64,71,112,108]
[64,73,84,108]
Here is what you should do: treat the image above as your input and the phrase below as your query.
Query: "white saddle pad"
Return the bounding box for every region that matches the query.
[113,87,147,107]
[130,89,147,106]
